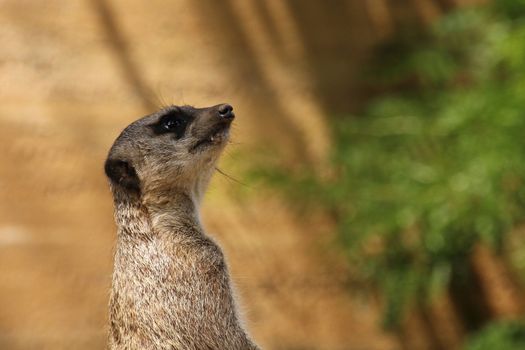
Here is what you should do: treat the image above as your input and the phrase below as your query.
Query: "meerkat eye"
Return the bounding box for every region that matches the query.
[151,112,189,138]
[163,118,182,131]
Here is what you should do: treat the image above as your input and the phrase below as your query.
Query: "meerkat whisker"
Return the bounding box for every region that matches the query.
[215,167,248,187]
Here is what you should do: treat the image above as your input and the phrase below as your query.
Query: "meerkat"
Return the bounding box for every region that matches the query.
[104,104,259,350]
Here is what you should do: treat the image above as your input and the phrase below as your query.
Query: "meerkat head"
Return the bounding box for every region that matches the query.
[104,103,235,204]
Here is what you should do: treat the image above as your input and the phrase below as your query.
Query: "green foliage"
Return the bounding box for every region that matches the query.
[254,4,525,328]
[494,0,525,19]
[346,6,525,327]
[464,320,525,350]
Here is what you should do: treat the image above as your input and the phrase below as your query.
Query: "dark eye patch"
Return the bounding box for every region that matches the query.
[150,110,190,139]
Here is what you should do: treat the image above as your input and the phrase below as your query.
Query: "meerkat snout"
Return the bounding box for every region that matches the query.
[217,103,235,119]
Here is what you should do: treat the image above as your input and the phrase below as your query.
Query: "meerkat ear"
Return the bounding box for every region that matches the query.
[104,159,141,194]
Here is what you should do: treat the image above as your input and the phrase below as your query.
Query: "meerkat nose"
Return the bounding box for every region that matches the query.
[217,104,234,120]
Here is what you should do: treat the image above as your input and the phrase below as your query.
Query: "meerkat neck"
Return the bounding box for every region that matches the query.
[147,191,203,237]
[111,190,152,241]
[113,190,204,241]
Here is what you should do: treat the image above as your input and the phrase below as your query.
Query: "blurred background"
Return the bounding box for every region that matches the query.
[1,0,525,349]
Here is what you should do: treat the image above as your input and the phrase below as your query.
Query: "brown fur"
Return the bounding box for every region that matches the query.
[105,104,259,349]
